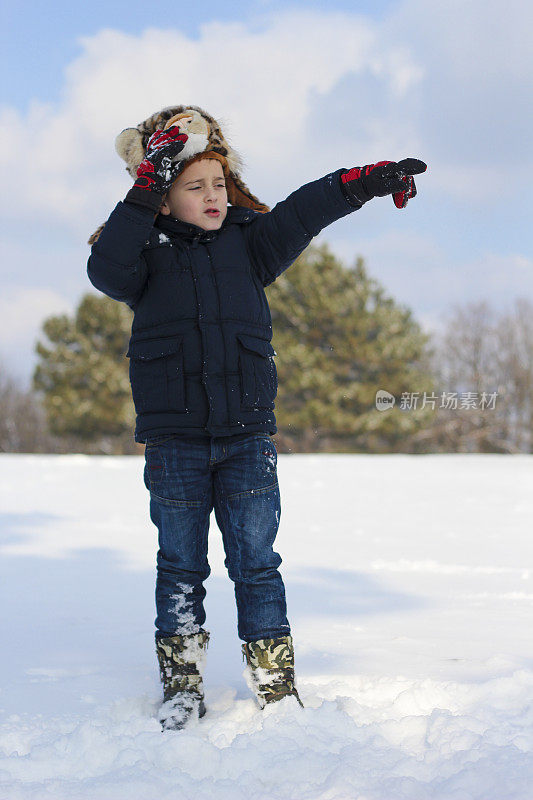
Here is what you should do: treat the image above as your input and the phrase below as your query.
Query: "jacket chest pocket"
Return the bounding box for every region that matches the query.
[236,333,277,410]
[126,337,186,414]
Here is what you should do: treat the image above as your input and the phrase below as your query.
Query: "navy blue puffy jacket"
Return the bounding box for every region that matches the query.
[87,168,358,442]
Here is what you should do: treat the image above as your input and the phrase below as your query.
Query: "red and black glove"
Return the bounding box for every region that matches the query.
[340,158,427,209]
[124,126,189,213]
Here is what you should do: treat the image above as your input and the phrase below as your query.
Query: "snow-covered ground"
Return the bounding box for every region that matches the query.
[1,453,532,800]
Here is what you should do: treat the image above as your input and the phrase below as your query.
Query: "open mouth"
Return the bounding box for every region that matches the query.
[205,209,220,217]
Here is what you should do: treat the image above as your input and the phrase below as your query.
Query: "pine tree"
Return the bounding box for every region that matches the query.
[266,244,435,452]
[33,294,134,446]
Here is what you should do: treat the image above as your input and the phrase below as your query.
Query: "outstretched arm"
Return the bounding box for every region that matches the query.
[243,159,427,287]
[243,168,354,288]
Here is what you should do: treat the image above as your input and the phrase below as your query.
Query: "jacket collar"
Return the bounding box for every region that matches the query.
[154,206,255,243]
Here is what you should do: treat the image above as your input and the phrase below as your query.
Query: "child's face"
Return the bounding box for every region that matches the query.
[160,158,228,231]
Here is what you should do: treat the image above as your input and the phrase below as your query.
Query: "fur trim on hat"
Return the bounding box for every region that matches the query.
[181,150,231,179]
[88,104,270,245]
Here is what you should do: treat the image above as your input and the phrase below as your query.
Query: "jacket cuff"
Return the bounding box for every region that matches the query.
[124,185,165,214]
[90,200,157,266]
[338,174,367,208]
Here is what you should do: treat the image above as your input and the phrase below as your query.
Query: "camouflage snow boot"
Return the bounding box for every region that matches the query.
[242,635,304,709]
[155,630,210,731]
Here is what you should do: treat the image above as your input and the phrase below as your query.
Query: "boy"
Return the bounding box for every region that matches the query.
[87,104,426,730]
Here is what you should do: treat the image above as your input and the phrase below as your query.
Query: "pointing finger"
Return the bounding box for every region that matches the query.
[396,158,427,176]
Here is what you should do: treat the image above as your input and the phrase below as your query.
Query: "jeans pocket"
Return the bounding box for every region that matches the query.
[145,443,165,488]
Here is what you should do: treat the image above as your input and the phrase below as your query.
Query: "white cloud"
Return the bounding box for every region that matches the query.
[382,0,533,197]
[0,9,424,235]
[0,0,533,230]
[1,1,528,229]
[386,0,531,84]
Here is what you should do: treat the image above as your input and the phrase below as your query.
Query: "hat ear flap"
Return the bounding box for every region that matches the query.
[227,175,270,213]
[88,223,105,246]
[115,128,145,179]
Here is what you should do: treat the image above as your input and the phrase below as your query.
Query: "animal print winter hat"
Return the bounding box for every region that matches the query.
[88,104,270,245]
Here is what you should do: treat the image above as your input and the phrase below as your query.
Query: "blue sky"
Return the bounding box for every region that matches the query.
[1,0,531,386]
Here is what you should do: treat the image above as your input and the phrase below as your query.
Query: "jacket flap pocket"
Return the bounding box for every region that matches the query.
[236,333,276,357]
[126,337,183,360]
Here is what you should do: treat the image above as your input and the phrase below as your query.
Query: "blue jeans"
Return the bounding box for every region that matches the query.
[143,432,291,643]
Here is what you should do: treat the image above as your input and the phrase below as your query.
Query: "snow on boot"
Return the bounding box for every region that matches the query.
[242,635,304,709]
[155,630,210,731]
